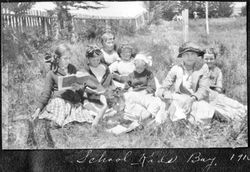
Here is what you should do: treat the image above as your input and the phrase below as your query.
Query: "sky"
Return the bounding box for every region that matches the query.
[30,1,246,18]
[31,1,147,19]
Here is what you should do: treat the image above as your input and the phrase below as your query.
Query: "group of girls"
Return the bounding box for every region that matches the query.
[32,31,247,130]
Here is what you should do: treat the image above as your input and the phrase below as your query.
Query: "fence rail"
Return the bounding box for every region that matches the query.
[1,8,151,37]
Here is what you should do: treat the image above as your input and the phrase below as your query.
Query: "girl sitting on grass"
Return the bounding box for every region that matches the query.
[100,32,120,66]
[204,48,247,122]
[122,53,167,124]
[157,42,216,124]
[109,42,136,88]
[32,44,106,128]
[83,45,120,124]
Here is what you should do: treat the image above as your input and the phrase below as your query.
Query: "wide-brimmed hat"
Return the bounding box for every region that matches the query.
[177,42,205,58]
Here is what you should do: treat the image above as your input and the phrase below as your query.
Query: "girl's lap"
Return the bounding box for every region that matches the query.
[39,97,96,127]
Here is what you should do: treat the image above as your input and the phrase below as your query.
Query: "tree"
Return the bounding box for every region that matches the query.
[54,1,103,30]
[1,2,35,15]
[51,1,104,40]
[179,1,205,18]
[179,1,233,18]
[208,2,233,18]
[241,5,246,16]
[147,1,180,22]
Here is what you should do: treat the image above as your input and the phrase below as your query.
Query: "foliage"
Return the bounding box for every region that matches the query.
[208,2,233,18]
[241,5,246,16]
[147,1,179,22]
[148,1,234,20]
[1,26,53,66]
[1,2,35,15]
[52,1,104,41]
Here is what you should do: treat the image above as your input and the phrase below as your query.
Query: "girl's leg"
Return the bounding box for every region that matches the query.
[92,95,108,127]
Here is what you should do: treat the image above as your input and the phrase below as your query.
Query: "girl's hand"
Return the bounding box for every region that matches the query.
[100,95,108,107]
[92,116,100,127]
[92,95,108,127]
[112,73,120,79]
[182,96,196,114]
[163,91,173,99]
[71,83,83,91]
[32,108,41,120]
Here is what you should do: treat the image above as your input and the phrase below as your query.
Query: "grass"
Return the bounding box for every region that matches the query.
[2,16,247,149]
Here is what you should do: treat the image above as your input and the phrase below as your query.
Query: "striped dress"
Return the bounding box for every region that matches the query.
[37,69,97,127]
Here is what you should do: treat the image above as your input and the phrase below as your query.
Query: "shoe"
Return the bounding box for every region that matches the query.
[211,110,229,123]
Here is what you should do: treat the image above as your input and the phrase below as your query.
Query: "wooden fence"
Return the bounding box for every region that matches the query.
[1,8,151,37]
[1,9,55,35]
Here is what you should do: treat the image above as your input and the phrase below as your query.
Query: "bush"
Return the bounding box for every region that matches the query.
[241,5,246,16]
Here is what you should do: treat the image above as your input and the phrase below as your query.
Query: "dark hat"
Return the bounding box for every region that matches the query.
[177,42,205,58]
[85,45,103,58]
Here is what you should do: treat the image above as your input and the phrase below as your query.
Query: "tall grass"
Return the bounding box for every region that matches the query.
[2,17,247,149]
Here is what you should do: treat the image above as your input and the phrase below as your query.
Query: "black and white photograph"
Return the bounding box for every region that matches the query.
[1,1,247,151]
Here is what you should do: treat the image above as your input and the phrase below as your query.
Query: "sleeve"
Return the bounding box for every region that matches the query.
[115,52,121,62]
[156,65,177,97]
[36,71,54,110]
[192,66,210,101]
[215,68,223,89]
[109,61,118,73]
[102,66,114,88]
[146,71,156,94]
[123,73,133,91]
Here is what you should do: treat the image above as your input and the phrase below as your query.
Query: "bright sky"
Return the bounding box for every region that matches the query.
[31,1,147,19]
[233,2,246,8]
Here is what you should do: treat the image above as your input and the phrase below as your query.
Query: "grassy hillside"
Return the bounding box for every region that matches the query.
[2,17,247,149]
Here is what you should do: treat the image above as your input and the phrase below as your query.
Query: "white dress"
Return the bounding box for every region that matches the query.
[168,73,215,123]
[101,49,120,65]
[89,64,106,82]
[109,60,135,75]
[109,60,135,88]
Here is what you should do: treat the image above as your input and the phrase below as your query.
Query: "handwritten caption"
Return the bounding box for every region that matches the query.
[74,150,249,172]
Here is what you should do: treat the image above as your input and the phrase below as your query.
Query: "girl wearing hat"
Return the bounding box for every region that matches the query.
[204,48,247,122]
[157,42,215,124]
[109,42,137,88]
[100,32,120,66]
[122,54,167,124]
[32,44,102,128]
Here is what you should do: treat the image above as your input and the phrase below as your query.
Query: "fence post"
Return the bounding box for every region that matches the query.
[205,1,209,35]
[2,9,5,28]
[182,9,189,42]
[44,13,48,37]
[105,19,111,31]
[134,18,138,31]
[22,16,26,32]
[41,14,45,35]
[27,11,31,29]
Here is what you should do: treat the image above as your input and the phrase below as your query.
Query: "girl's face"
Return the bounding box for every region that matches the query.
[88,55,102,67]
[204,53,216,68]
[134,60,146,73]
[182,51,200,69]
[103,36,115,50]
[120,48,132,61]
[58,56,71,71]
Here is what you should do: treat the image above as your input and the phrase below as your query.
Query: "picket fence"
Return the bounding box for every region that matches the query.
[1,8,152,37]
